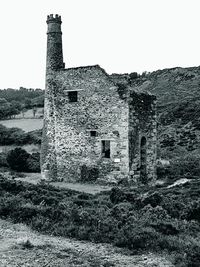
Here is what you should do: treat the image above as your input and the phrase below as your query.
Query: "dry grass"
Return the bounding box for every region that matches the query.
[0,218,173,267]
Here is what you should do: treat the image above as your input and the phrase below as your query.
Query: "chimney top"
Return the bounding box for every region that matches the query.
[47,14,62,24]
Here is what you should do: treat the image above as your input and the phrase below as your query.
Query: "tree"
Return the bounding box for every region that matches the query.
[9,100,22,118]
[0,98,11,119]
[24,98,32,109]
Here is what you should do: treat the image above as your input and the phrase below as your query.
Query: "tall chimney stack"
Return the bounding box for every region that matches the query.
[46,14,64,71]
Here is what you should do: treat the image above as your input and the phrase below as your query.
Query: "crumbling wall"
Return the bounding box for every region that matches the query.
[52,66,130,183]
[129,91,157,184]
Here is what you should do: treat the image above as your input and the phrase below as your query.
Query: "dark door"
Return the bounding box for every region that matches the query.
[140,137,147,183]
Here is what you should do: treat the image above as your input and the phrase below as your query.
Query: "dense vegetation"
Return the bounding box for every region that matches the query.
[0,125,42,172]
[0,87,44,119]
[6,148,40,172]
[0,176,200,266]
[0,87,44,105]
[0,124,42,146]
[0,148,40,173]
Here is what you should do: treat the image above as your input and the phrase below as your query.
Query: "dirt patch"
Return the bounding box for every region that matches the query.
[0,219,173,267]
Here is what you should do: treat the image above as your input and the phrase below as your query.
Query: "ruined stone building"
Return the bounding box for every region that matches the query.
[41,14,157,185]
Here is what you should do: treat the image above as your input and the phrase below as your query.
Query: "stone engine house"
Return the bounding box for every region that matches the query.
[41,14,157,184]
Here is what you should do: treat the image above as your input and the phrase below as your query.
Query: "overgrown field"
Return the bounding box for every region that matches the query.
[1,175,200,266]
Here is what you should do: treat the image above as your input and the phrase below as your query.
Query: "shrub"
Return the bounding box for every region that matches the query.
[156,164,171,179]
[0,152,8,167]
[186,245,200,267]
[0,194,22,218]
[80,165,99,182]
[109,187,138,204]
[6,148,40,173]
[114,225,160,250]
[26,152,40,172]
[12,204,39,223]
[167,154,200,179]
[111,202,134,220]
[25,130,42,145]
[140,205,171,222]
[1,175,200,261]
[6,148,29,172]
[161,196,188,219]
[182,200,200,223]
[140,192,163,208]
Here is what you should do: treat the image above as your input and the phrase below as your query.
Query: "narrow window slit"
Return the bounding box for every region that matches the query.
[102,140,110,158]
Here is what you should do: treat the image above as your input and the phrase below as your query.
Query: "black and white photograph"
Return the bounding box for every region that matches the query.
[0,0,200,266]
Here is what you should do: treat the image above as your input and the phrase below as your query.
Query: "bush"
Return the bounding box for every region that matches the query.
[140,192,163,208]
[156,164,171,179]
[186,245,200,267]
[182,200,200,223]
[80,165,99,182]
[6,148,40,173]
[0,152,8,167]
[6,148,29,172]
[1,175,200,262]
[114,225,160,250]
[109,187,138,204]
[26,152,40,172]
[166,154,200,180]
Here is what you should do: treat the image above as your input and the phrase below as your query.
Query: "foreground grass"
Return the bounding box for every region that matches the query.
[0,219,172,267]
[0,175,200,266]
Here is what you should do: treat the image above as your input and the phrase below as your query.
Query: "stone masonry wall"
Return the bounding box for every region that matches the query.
[41,70,58,180]
[129,91,157,184]
[41,14,157,185]
[41,15,64,180]
[52,66,129,183]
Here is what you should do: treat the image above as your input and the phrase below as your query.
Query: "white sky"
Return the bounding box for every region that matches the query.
[0,0,200,89]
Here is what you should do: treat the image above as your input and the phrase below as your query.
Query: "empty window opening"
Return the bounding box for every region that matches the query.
[102,140,110,158]
[68,91,78,102]
[90,131,97,137]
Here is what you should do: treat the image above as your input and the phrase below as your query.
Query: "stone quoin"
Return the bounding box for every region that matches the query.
[41,14,157,185]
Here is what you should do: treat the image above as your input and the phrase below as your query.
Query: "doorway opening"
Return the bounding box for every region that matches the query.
[140,136,147,183]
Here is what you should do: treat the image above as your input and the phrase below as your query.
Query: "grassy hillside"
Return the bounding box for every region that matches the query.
[138,66,200,130]
[130,67,200,164]
[144,66,200,105]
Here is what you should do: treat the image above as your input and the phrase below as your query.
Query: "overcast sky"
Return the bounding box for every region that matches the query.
[0,0,200,89]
